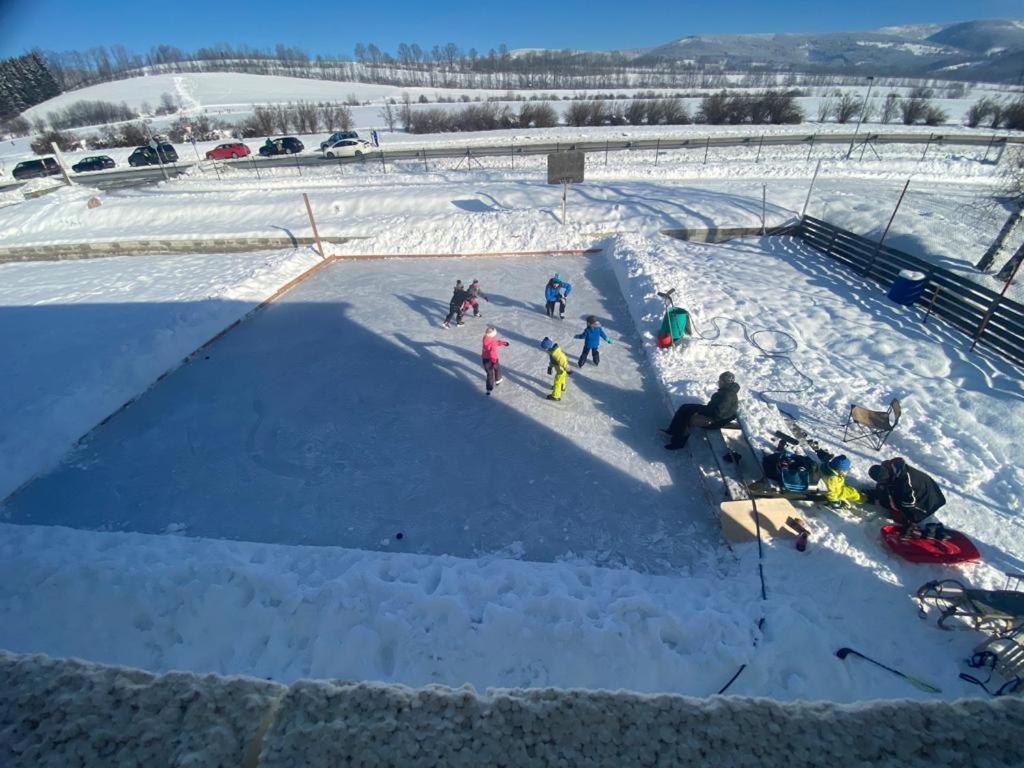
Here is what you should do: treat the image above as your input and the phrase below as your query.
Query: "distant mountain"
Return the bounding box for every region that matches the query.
[627,18,1024,82]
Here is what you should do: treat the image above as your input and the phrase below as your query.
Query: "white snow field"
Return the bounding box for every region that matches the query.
[0,144,1022,704]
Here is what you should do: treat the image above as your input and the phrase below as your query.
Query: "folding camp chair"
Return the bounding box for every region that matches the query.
[915,574,1024,634]
[842,398,901,450]
[961,624,1024,697]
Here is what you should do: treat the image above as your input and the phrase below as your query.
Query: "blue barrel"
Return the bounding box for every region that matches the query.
[888,269,928,306]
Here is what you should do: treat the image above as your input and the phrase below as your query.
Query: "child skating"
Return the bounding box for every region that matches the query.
[481,326,510,396]
[462,279,488,318]
[544,274,572,319]
[540,336,571,401]
[574,315,613,367]
[443,281,472,328]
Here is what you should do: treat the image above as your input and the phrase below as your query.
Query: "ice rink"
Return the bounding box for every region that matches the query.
[2,253,715,574]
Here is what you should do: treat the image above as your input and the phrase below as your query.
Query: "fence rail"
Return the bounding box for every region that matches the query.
[795,216,1024,368]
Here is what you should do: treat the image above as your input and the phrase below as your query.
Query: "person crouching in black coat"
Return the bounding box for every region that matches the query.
[868,458,946,528]
[663,371,740,450]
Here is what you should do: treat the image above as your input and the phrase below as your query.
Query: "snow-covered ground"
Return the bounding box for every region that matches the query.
[0,146,1017,297]
[1,228,1021,702]
[0,131,1022,704]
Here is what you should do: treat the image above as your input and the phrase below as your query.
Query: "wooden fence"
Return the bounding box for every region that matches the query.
[795,216,1024,368]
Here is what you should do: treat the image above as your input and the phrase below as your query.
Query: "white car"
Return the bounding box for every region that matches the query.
[322,139,374,158]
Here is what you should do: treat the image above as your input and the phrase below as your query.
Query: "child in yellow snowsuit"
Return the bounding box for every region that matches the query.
[821,455,867,508]
[541,337,570,401]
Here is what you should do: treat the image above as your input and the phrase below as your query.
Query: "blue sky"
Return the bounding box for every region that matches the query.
[0,0,1021,58]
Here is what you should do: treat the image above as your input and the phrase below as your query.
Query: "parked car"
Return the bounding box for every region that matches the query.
[12,157,61,180]
[205,142,250,160]
[319,131,359,150]
[258,137,304,157]
[128,144,179,166]
[323,138,374,158]
[71,155,115,173]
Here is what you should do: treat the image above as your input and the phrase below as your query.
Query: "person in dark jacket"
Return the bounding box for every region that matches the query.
[574,316,613,367]
[868,458,946,527]
[443,281,471,328]
[663,372,740,450]
[462,279,488,318]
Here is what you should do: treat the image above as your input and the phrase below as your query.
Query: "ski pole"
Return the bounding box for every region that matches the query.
[835,647,941,693]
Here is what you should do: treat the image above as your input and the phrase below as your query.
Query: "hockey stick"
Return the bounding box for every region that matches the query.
[835,647,941,693]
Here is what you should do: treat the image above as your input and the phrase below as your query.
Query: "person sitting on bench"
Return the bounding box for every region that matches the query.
[868,458,946,529]
[663,371,740,451]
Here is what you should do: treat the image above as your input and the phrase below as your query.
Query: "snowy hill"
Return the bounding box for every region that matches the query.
[632,18,1024,81]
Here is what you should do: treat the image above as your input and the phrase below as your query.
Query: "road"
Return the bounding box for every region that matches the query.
[4,130,1022,193]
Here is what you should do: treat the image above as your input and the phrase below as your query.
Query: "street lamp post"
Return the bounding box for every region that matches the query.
[846,76,875,159]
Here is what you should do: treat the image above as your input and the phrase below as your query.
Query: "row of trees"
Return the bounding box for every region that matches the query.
[815,88,948,126]
[966,97,1024,131]
[45,99,138,130]
[240,101,355,137]
[31,39,1014,103]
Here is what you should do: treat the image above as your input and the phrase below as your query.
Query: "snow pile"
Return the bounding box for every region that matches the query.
[0,247,319,499]
[0,650,285,768]
[0,523,755,693]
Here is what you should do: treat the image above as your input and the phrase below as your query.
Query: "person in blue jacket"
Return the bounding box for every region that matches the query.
[574,315,613,367]
[544,274,572,319]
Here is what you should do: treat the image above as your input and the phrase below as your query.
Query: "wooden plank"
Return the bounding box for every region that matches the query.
[719,499,806,544]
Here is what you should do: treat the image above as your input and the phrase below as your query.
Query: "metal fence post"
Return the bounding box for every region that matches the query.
[605,140,609,166]
[920,134,933,162]
[760,184,767,234]
[755,134,764,163]
[800,159,822,220]
[294,152,302,177]
[703,136,710,165]
[972,253,1024,352]
[250,154,261,181]
[655,137,660,166]
[864,178,910,277]
[806,133,816,162]
[380,149,386,173]
[983,134,996,163]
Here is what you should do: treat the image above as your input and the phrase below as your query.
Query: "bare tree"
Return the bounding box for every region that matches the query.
[378,101,396,132]
[816,97,834,123]
[880,93,899,124]
[834,93,861,123]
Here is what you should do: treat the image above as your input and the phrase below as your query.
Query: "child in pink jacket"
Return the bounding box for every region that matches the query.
[481,325,510,396]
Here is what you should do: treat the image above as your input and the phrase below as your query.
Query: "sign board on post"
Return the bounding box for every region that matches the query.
[547,151,584,184]
[547,151,585,225]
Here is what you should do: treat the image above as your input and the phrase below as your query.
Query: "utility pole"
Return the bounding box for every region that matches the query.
[846,76,875,160]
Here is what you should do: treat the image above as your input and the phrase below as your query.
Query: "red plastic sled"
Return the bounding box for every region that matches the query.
[880,524,981,565]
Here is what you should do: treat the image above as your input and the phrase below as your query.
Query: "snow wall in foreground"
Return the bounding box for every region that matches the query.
[2,651,1022,768]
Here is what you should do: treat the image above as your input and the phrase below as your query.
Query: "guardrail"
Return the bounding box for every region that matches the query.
[795,215,1024,367]
[9,130,1024,193]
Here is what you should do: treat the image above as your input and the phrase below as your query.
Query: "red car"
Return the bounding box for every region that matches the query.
[205,142,250,160]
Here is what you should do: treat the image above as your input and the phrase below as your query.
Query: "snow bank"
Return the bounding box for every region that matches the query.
[3,649,1023,768]
[0,523,756,694]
